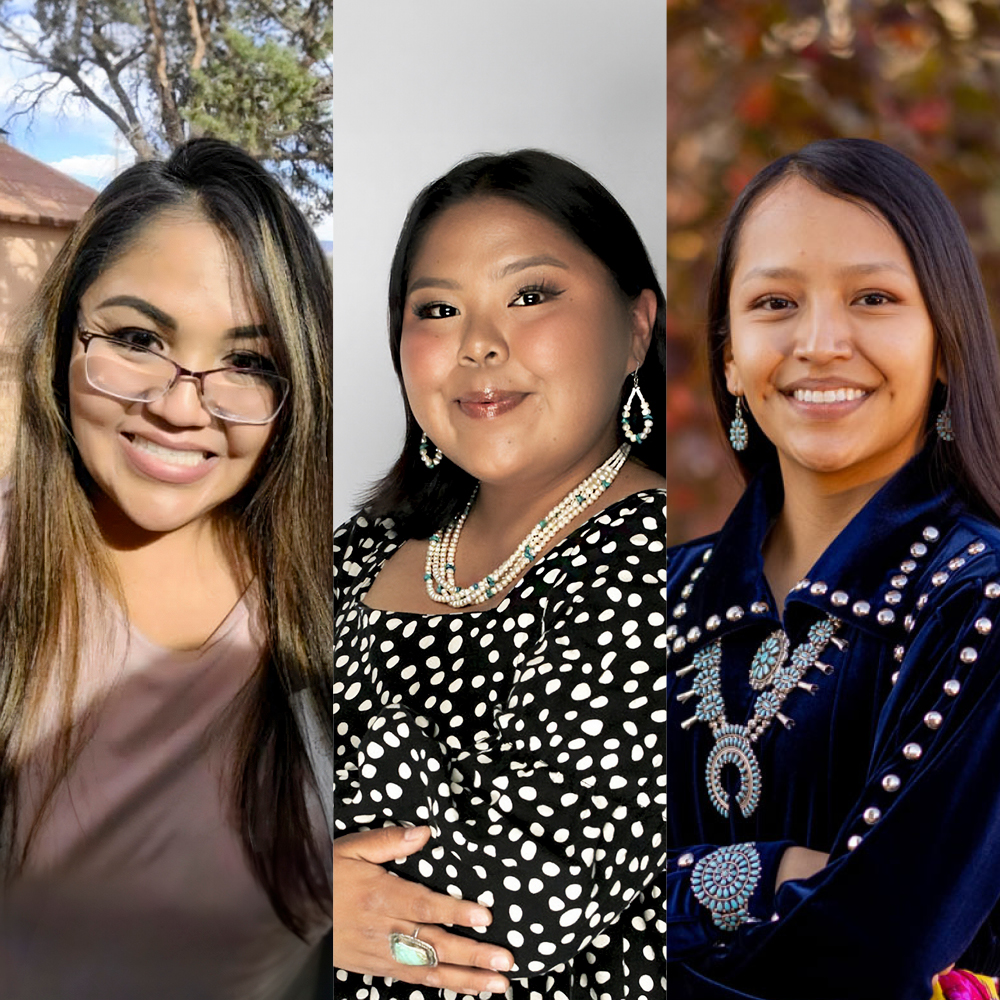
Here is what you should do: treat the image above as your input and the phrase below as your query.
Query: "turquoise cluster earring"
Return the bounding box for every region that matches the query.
[729,396,748,452]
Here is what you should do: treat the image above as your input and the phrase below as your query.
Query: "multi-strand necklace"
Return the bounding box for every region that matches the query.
[677,615,842,819]
[424,442,631,608]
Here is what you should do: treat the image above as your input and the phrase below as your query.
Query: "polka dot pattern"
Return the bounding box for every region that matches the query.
[334,492,666,998]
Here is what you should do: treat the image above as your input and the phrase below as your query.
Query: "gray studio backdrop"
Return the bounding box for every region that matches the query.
[333,0,667,528]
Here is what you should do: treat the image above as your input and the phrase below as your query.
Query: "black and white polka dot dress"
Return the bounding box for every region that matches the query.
[334,490,666,1000]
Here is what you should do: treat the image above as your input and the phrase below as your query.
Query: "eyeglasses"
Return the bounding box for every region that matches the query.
[78,330,289,425]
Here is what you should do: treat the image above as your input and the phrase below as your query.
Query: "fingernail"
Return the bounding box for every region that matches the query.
[488,978,507,993]
[490,955,511,971]
[403,826,425,841]
[470,908,491,927]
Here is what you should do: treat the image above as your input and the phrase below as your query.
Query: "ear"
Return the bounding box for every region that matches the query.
[723,342,743,396]
[627,288,657,371]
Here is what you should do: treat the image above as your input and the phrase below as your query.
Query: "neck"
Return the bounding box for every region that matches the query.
[764,462,893,616]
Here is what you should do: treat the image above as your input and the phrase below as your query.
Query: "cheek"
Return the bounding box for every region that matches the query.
[69,357,127,439]
[399,331,449,397]
[225,423,273,464]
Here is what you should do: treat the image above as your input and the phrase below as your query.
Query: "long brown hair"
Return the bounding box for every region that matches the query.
[707,138,1000,524]
[0,139,331,935]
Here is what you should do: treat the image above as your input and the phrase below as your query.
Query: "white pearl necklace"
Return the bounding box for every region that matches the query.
[424,443,631,607]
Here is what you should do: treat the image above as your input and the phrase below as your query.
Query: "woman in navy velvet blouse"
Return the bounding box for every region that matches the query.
[668,139,1000,999]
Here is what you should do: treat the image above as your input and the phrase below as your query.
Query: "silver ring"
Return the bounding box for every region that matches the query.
[389,929,439,967]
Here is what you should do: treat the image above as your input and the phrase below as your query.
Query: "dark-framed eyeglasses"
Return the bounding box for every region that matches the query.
[78,329,289,426]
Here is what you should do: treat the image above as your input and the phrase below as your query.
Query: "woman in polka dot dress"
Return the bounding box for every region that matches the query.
[333,150,666,999]
[668,140,1000,999]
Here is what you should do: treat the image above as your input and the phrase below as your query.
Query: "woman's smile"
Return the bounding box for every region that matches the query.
[70,213,275,535]
[725,176,940,489]
[400,197,647,488]
[454,389,530,419]
[120,430,220,484]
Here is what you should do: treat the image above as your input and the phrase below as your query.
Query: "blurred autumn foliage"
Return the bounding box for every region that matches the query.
[668,0,1000,543]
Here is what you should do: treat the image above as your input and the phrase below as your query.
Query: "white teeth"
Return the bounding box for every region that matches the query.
[129,435,210,467]
[792,387,867,403]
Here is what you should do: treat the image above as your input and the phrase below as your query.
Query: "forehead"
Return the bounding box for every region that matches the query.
[733,176,911,278]
[82,210,256,320]
[410,196,597,275]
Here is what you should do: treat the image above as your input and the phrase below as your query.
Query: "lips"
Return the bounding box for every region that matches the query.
[120,431,219,485]
[455,390,528,419]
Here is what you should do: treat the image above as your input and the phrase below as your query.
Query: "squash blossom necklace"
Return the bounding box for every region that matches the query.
[425,442,630,607]
[677,616,843,818]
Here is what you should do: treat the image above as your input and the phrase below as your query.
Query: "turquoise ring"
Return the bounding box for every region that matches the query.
[389,927,439,967]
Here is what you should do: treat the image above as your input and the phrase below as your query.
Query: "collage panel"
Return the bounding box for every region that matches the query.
[332,1,666,997]
[668,4,1000,998]
[0,3,332,998]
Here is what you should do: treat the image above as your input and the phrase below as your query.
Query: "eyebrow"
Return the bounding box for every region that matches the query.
[407,254,570,295]
[738,261,911,284]
[95,295,268,340]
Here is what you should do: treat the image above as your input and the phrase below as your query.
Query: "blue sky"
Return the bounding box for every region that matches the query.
[0,47,333,247]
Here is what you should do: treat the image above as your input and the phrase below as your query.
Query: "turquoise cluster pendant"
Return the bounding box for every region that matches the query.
[678,616,841,819]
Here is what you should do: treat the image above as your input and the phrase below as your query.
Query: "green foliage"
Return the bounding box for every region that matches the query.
[668,0,1000,543]
[0,0,330,219]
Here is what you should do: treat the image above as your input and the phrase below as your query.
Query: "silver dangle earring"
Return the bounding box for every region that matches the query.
[419,432,443,468]
[935,405,954,442]
[621,370,653,444]
[729,396,748,452]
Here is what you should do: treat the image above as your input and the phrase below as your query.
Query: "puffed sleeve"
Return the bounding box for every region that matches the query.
[673,570,1000,1000]
[334,496,666,979]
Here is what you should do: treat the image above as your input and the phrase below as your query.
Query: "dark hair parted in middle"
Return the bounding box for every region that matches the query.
[364,148,666,537]
[707,137,1000,524]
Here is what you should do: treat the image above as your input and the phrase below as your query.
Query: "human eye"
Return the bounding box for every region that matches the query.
[750,294,796,312]
[854,290,896,307]
[412,301,459,320]
[225,350,276,372]
[107,327,165,352]
[509,281,564,307]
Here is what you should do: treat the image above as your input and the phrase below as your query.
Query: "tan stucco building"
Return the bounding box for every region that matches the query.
[0,139,96,344]
[0,139,96,467]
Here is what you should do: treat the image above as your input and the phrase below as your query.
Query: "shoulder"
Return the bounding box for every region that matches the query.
[667,531,719,598]
[524,490,664,607]
[333,509,400,587]
[575,489,665,563]
[899,507,1000,629]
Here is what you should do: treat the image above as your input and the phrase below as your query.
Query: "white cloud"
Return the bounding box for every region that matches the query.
[47,153,118,179]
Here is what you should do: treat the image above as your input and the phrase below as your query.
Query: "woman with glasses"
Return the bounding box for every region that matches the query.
[333,150,666,998]
[0,139,331,999]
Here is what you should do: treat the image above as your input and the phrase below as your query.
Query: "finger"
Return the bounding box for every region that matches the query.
[419,962,510,996]
[334,825,431,864]
[391,877,493,929]
[414,924,515,973]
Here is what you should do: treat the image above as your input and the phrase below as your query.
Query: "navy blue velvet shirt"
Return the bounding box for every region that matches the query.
[668,451,1000,999]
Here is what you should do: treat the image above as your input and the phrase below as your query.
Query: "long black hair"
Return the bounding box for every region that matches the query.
[2,138,331,935]
[364,149,666,537]
[707,137,1000,524]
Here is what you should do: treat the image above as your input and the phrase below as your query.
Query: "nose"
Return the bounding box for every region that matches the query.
[792,299,853,364]
[457,312,508,366]
[143,375,213,428]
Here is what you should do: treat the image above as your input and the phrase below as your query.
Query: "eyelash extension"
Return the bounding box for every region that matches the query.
[411,301,457,320]
[513,281,565,304]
